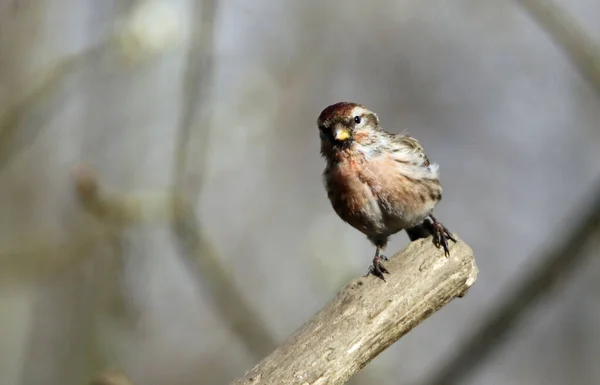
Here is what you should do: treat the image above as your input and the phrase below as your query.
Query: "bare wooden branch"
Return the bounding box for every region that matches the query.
[231,237,477,385]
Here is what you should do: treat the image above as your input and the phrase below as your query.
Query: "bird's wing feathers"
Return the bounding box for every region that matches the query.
[388,134,431,167]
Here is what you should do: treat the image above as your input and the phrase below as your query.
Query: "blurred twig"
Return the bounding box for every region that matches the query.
[90,369,134,385]
[516,0,600,96]
[172,0,217,197]
[71,1,283,357]
[171,198,279,359]
[0,0,184,174]
[231,237,477,385]
[0,228,107,285]
[419,2,600,383]
[419,175,600,385]
[73,165,278,359]
[75,167,176,226]
[169,0,278,360]
[0,41,108,173]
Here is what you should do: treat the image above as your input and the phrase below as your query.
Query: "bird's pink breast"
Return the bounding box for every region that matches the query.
[325,150,439,235]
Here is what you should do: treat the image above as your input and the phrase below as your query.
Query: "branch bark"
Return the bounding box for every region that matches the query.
[230,237,477,385]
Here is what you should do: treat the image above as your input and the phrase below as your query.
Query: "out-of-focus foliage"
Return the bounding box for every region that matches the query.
[1,1,600,385]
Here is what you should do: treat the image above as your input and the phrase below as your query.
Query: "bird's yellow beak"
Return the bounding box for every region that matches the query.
[333,126,351,141]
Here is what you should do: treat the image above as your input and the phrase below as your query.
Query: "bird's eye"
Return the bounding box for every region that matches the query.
[354,116,361,124]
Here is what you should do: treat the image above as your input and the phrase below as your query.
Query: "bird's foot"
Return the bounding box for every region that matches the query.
[366,255,390,281]
[429,215,456,257]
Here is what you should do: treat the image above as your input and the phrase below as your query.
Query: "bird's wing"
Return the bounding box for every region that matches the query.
[389,134,431,167]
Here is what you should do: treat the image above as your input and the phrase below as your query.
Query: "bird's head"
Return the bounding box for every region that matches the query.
[317,102,380,157]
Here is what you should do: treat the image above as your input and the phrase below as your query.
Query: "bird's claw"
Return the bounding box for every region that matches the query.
[366,256,390,281]
[430,217,456,257]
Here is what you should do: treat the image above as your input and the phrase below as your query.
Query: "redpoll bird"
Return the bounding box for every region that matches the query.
[317,102,456,281]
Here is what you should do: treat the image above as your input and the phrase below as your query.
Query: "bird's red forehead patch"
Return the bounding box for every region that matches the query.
[318,102,363,123]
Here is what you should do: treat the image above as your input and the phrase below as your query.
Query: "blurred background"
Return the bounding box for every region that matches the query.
[1,0,600,384]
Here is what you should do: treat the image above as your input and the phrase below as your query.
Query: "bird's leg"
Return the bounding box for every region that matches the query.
[366,245,390,281]
[425,214,456,257]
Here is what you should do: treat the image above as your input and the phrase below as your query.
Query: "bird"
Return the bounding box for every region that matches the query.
[317,101,456,281]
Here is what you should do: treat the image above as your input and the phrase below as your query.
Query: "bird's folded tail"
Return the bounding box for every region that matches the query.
[406,215,456,257]
[405,222,433,241]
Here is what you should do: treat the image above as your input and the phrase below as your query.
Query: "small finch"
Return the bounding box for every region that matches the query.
[317,102,456,281]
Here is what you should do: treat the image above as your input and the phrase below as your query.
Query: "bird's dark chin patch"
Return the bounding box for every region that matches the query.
[333,138,353,149]
[320,139,353,161]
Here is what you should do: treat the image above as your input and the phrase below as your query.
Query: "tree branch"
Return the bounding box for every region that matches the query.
[230,237,477,385]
